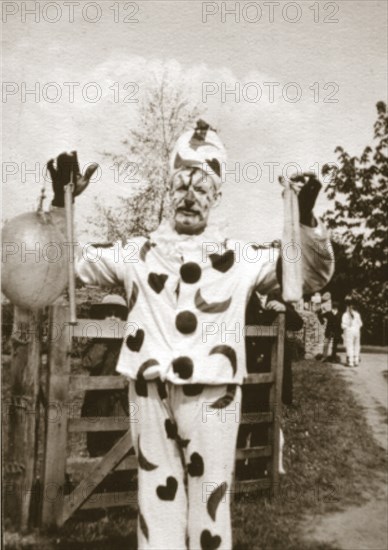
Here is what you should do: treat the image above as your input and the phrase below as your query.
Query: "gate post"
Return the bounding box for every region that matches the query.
[269,313,285,498]
[41,305,71,527]
[5,306,41,532]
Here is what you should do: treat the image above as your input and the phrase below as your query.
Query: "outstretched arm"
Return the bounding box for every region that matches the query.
[253,172,334,298]
[47,152,125,288]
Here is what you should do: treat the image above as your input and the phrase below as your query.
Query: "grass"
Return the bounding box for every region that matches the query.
[3,359,387,550]
[232,358,387,549]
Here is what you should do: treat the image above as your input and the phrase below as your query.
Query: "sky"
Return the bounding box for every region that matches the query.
[2,0,387,242]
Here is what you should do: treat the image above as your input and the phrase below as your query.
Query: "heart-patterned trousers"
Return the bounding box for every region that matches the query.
[128,381,242,550]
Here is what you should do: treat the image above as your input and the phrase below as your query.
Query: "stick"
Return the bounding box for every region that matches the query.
[281,180,303,303]
[64,155,77,325]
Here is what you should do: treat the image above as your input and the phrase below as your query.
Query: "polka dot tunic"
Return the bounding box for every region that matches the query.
[77,221,333,386]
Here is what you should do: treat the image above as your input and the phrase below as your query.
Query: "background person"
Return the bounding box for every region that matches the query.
[342,298,363,367]
[240,291,303,478]
[265,293,304,409]
[318,300,342,363]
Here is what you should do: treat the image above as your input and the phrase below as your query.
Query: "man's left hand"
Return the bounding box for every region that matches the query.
[266,300,287,312]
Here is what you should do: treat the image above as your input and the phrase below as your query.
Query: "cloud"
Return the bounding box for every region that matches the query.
[3,55,334,241]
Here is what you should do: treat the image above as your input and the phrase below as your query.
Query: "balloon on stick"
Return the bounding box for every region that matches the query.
[1,210,68,309]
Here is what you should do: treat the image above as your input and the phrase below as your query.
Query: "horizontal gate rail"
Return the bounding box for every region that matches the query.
[69,417,130,432]
[70,375,127,390]
[236,445,272,459]
[67,455,137,482]
[235,479,272,492]
[245,373,274,384]
[42,307,285,526]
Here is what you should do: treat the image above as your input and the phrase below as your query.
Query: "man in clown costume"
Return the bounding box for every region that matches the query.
[48,120,334,550]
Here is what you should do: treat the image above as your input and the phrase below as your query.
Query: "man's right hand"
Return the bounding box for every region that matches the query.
[47,151,98,207]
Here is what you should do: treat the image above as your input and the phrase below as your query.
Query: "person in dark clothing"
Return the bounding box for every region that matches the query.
[265,295,304,406]
[237,291,303,479]
[245,291,304,405]
[318,301,342,363]
[81,294,129,457]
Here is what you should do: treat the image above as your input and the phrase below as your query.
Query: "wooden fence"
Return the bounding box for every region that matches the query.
[5,305,285,529]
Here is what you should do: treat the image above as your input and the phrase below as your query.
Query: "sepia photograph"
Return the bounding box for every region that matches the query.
[1,1,387,549]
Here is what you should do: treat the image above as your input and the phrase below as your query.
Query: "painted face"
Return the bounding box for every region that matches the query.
[170,167,220,235]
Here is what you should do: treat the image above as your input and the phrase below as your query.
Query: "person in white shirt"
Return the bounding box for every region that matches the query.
[47,121,334,550]
[341,299,363,367]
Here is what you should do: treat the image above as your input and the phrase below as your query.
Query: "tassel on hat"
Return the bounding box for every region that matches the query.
[170,120,227,187]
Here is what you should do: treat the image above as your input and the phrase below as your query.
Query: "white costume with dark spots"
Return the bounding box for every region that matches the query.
[130,381,241,550]
[78,221,332,385]
[77,219,333,550]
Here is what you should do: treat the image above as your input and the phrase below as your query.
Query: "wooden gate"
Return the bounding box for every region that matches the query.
[6,304,285,528]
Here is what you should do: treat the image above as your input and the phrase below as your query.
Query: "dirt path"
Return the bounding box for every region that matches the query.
[303,352,388,550]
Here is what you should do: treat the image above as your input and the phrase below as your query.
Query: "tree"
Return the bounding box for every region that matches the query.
[91,72,202,242]
[322,101,388,344]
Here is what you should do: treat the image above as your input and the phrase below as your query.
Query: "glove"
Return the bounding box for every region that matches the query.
[47,151,98,207]
[290,172,322,227]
